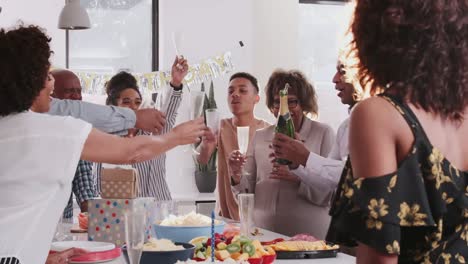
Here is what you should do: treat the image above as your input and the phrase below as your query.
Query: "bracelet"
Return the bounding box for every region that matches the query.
[170,82,183,91]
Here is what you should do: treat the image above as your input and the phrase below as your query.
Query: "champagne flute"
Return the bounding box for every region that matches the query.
[237,126,250,176]
[124,210,146,264]
[238,193,255,237]
[172,31,185,61]
[154,88,168,114]
[205,108,220,135]
[183,90,205,154]
[190,90,205,120]
[237,126,249,155]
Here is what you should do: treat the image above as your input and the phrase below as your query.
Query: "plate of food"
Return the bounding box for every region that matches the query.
[190,233,276,264]
[268,240,339,259]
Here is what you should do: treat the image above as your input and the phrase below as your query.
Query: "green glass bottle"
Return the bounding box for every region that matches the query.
[275,83,295,165]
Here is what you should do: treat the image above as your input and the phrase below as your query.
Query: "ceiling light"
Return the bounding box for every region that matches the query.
[58,0,91,30]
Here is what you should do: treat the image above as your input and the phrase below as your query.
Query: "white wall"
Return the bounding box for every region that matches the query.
[159,0,307,197]
[0,0,66,68]
[159,0,257,196]
[252,0,299,123]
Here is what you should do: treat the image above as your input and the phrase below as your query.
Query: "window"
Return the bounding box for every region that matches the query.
[298,1,351,131]
[68,0,158,73]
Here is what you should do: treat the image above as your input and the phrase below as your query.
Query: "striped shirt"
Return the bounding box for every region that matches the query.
[0,257,19,264]
[94,89,182,200]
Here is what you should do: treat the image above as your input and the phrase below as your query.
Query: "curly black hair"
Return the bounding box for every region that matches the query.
[0,25,51,116]
[265,69,318,117]
[105,71,141,106]
[351,0,468,120]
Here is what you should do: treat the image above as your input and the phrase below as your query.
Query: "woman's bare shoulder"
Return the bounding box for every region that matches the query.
[350,96,404,130]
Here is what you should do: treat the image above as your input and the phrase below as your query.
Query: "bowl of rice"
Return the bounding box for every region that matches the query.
[153,212,225,243]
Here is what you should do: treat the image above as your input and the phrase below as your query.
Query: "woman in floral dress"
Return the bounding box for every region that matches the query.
[326,0,468,263]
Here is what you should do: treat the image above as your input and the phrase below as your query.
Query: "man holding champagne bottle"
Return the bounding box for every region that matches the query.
[271,56,367,208]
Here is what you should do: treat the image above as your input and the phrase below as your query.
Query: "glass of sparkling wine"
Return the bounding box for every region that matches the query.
[124,210,146,264]
[237,126,250,176]
[190,90,205,120]
[237,126,249,155]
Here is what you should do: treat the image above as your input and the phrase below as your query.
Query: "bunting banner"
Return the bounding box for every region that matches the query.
[75,51,234,95]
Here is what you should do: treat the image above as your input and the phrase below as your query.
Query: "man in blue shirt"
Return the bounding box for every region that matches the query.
[51,69,98,219]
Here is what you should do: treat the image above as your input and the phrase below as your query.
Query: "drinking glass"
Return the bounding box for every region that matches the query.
[172,31,185,60]
[190,90,205,120]
[148,200,178,239]
[154,87,169,114]
[237,126,250,176]
[183,90,205,155]
[205,108,220,134]
[124,210,146,264]
[151,200,178,224]
[238,193,254,237]
[53,216,73,242]
[237,126,249,155]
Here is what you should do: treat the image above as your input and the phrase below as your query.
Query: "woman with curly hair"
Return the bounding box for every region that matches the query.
[0,25,205,264]
[229,69,335,237]
[326,0,468,263]
[95,59,187,199]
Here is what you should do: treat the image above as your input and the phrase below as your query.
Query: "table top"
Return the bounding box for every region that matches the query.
[62,225,355,264]
[172,192,216,202]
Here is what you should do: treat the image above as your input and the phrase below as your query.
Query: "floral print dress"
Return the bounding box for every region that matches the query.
[326,94,468,263]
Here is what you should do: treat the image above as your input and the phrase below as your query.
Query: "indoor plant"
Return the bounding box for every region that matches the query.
[194,81,218,193]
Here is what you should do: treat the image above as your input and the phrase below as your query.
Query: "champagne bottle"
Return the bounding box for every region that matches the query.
[275,83,295,165]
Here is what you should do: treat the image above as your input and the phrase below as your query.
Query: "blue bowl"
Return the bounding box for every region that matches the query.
[153,222,226,243]
[122,242,195,264]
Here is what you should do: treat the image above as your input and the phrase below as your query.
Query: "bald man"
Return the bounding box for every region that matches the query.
[51,69,96,220]
[51,70,83,101]
[47,72,167,135]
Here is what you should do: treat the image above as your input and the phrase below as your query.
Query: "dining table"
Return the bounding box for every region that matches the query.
[61,222,355,264]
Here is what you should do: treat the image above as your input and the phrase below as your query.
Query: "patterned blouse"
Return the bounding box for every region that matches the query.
[326,94,468,263]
